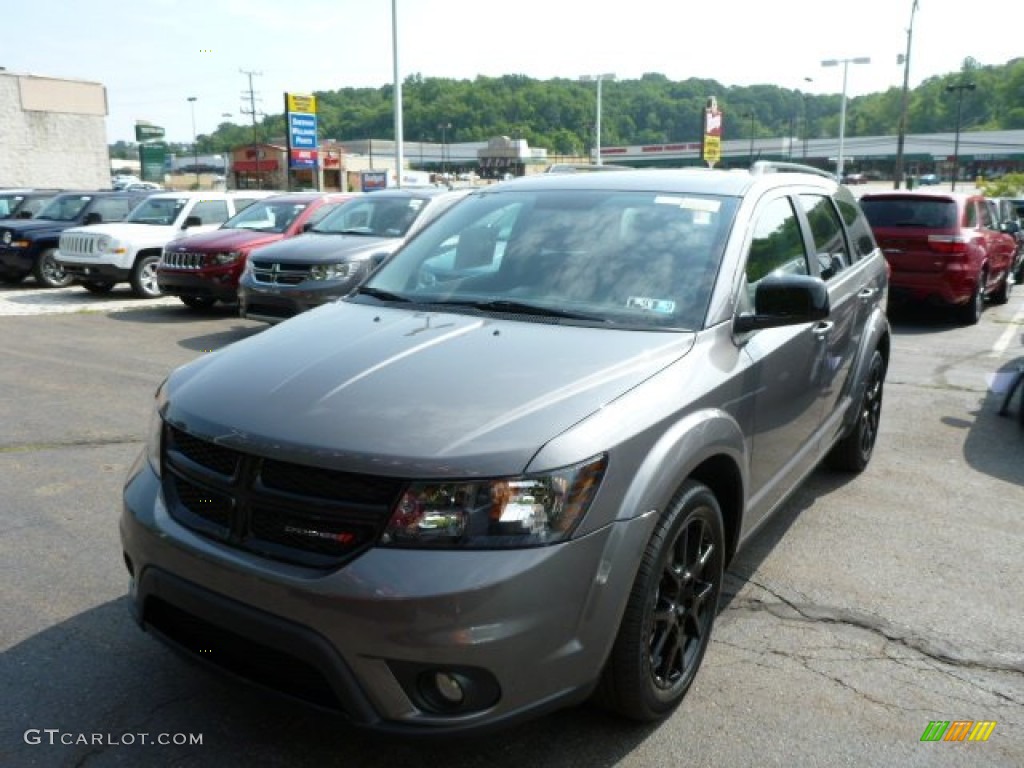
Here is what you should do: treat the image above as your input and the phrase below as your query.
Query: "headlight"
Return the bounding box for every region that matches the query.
[380,455,607,549]
[214,251,243,265]
[144,382,168,477]
[1,231,11,245]
[96,235,113,253]
[309,262,358,281]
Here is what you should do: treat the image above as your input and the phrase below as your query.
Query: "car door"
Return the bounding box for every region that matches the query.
[739,194,828,522]
[978,198,1014,287]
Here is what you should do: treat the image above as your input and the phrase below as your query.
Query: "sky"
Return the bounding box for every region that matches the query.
[6,0,1022,145]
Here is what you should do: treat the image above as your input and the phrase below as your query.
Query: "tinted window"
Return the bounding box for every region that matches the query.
[836,198,876,262]
[91,197,135,222]
[860,197,957,229]
[38,195,93,222]
[127,198,189,225]
[799,194,851,280]
[746,197,808,289]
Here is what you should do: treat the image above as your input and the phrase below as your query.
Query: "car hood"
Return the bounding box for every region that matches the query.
[164,301,695,477]
[0,217,70,236]
[166,228,283,253]
[249,231,400,262]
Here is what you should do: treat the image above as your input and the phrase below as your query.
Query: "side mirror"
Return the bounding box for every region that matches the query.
[1000,220,1020,234]
[83,211,102,225]
[734,274,830,334]
[302,221,315,233]
[16,210,33,219]
[182,215,202,229]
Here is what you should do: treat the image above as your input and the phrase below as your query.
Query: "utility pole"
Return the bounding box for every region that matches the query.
[239,69,265,189]
[894,0,920,189]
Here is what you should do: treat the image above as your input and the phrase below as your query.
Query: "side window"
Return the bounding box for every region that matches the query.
[964,201,978,228]
[745,197,809,295]
[190,200,229,226]
[836,198,876,262]
[91,198,133,222]
[799,194,852,280]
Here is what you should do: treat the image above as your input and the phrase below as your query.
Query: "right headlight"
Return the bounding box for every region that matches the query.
[95,235,113,253]
[379,455,607,549]
[1,230,11,245]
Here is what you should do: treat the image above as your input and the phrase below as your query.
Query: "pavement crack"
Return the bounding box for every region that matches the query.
[0,436,142,454]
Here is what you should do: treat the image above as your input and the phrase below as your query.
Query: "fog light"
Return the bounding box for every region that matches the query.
[434,672,465,705]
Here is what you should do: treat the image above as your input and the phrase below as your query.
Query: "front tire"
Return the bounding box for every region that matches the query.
[827,349,885,472]
[33,248,73,288]
[595,480,724,721]
[990,268,1012,305]
[130,255,161,298]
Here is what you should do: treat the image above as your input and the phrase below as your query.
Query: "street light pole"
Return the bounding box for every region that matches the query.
[747,111,756,164]
[946,81,976,191]
[821,56,870,180]
[187,96,199,189]
[894,0,920,189]
[580,73,615,165]
[802,77,813,160]
[438,122,451,174]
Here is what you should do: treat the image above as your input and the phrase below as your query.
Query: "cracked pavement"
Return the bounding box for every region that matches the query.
[1,290,1022,767]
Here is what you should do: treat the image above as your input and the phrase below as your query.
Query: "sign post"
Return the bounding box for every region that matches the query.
[284,93,319,190]
[134,121,167,183]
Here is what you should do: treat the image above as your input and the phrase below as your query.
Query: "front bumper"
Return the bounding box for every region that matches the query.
[0,244,33,274]
[60,260,131,282]
[157,268,240,301]
[120,459,654,735]
[237,276,357,323]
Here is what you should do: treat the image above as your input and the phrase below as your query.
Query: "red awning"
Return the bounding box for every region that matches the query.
[233,160,279,172]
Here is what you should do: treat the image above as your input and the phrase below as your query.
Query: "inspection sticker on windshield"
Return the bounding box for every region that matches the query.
[626,296,676,314]
[654,196,721,213]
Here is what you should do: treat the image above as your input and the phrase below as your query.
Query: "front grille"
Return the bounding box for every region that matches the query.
[163,425,405,569]
[251,260,312,285]
[59,233,98,257]
[162,251,206,269]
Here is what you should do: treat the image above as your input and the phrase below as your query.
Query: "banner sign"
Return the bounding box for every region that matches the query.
[701,97,722,167]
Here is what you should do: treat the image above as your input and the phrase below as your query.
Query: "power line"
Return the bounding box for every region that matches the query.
[239,69,265,188]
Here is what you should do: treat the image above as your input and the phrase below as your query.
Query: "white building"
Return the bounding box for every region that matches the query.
[0,69,110,189]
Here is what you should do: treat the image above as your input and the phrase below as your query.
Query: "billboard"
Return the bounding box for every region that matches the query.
[285,92,319,172]
[701,97,722,167]
[135,122,165,142]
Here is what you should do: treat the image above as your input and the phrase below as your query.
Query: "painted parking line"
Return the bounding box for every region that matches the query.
[0,286,180,316]
[990,300,1024,358]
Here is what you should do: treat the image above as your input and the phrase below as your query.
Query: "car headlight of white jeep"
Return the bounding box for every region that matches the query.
[380,455,607,548]
[96,235,114,253]
[309,262,358,281]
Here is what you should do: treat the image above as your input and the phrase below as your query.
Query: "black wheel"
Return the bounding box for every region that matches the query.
[956,274,984,325]
[0,272,28,285]
[130,255,162,298]
[595,480,724,721]
[33,248,73,288]
[180,295,217,310]
[990,268,1011,305]
[80,281,115,295]
[827,349,886,472]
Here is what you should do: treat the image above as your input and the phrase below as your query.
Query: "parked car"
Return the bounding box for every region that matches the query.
[0,189,62,220]
[991,197,1024,281]
[841,172,867,185]
[859,190,1017,323]
[124,181,163,191]
[916,173,941,186]
[0,189,158,287]
[157,192,356,309]
[56,190,274,298]
[237,187,470,323]
[121,162,890,735]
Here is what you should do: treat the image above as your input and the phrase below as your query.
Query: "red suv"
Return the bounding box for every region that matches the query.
[157,192,355,309]
[859,191,1017,324]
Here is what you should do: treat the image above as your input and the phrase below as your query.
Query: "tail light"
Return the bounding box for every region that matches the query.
[927,234,968,255]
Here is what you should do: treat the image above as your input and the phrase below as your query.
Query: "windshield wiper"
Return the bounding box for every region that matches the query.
[431,298,606,321]
[354,286,410,302]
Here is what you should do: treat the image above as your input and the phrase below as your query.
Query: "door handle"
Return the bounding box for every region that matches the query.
[857,287,876,300]
[812,321,834,337]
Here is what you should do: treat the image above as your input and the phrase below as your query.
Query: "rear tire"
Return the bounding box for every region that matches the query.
[826,349,885,472]
[180,295,217,310]
[33,248,73,289]
[80,281,115,295]
[956,274,984,325]
[130,255,161,298]
[595,480,724,721]
[990,268,1011,305]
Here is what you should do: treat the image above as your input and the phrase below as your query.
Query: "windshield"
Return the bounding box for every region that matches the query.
[357,189,737,331]
[313,195,427,236]
[37,195,94,222]
[125,197,189,226]
[222,200,309,233]
[0,195,27,217]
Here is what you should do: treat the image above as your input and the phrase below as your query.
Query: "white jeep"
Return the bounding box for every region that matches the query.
[57,191,273,297]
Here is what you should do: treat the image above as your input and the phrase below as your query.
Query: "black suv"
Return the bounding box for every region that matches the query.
[0,189,62,221]
[0,190,157,288]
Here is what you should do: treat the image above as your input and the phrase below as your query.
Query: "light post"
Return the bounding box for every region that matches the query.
[894,0,920,189]
[580,73,615,165]
[746,111,756,164]
[946,81,976,191]
[821,56,870,180]
[438,122,451,175]
[187,96,199,189]
[802,77,813,159]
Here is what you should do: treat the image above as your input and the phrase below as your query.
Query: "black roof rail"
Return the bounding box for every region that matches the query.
[750,161,837,181]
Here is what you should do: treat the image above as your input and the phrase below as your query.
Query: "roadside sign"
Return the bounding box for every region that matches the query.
[135,123,165,142]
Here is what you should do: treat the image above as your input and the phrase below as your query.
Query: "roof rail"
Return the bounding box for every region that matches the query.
[750,161,837,181]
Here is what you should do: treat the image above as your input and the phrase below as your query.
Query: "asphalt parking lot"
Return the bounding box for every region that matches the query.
[1,280,1022,767]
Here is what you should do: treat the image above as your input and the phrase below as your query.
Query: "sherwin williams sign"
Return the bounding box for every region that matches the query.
[285,92,318,169]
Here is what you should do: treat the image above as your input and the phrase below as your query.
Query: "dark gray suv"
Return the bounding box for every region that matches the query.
[121,162,890,735]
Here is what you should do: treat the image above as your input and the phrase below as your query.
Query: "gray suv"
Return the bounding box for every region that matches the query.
[121,162,890,735]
